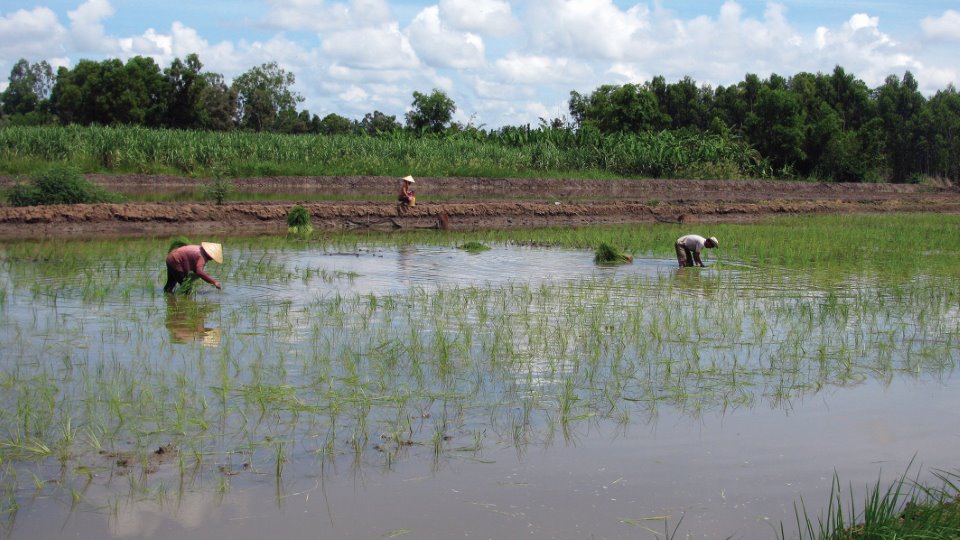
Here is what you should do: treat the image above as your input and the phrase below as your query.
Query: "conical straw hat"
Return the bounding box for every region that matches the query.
[402,175,415,183]
[201,242,223,263]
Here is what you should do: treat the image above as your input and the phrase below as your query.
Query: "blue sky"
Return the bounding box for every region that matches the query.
[1,1,958,128]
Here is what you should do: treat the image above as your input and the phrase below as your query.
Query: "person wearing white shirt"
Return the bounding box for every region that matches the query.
[675,234,718,268]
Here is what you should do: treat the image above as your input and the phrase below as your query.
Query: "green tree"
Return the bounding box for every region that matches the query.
[876,72,926,182]
[650,75,710,131]
[164,53,209,129]
[196,73,237,131]
[49,56,167,126]
[231,62,303,132]
[1,58,54,117]
[916,86,960,181]
[744,84,806,173]
[317,113,355,135]
[360,110,401,135]
[275,108,310,134]
[568,84,667,133]
[405,89,456,133]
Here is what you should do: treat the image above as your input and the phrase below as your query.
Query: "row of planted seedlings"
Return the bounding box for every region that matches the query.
[3,236,960,522]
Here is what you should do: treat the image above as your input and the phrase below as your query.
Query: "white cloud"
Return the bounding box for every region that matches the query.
[808,12,917,86]
[118,28,172,58]
[526,0,650,60]
[322,23,418,70]
[466,74,536,100]
[264,0,392,32]
[407,6,485,69]
[921,10,960,41]
[438,0,518,37]
[495,53,593,84]
[0,7,67,59]
[67,0,115,52]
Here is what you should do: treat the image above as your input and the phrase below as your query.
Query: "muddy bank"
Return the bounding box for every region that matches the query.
[1,175,958,239]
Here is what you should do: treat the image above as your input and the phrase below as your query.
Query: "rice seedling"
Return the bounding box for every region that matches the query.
[286,204,313,236]
[458,241,490,253]
[593,242,633,264]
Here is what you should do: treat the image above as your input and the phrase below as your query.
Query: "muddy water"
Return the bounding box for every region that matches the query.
[1,243,958,539]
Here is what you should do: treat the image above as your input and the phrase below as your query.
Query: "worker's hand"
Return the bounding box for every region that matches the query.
[215,282,222,290]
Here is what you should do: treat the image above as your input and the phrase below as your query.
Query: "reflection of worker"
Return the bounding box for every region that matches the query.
[398,175,416,206]
[675,234,718,268]
[164,294,221,346]
[164,242,223,293]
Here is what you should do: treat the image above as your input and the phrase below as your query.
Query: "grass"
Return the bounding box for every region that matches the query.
[5,164,122,206]
[787,467,960,539]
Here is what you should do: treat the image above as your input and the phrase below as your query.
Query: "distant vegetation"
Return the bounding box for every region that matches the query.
[6,165,122,206]
[2,54,959,183]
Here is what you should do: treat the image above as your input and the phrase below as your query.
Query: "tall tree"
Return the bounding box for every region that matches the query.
[49,56,167,126]
[317,113,355,135]
[196,73,237,131]
[744,84,806,172]
[231,62,303,132]
[568,84,666,134]
[1,59,54,116]
[164,53,209,129]
[875,71,926,182]
[405,89,456,133]
[360,110,401,135]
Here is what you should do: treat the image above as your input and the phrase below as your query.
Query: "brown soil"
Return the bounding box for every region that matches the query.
[1,175,959,240]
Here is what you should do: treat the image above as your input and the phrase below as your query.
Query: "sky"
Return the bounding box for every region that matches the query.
[1,0,958,128]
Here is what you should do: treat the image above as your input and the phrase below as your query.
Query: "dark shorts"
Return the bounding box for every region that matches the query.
[675,242,694,267]
[164,263,189,293]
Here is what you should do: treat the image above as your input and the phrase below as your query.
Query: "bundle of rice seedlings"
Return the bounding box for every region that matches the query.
[168,235,192,253]
[287,205,313,235]
[594,242,633,264]
[459,241,491,253]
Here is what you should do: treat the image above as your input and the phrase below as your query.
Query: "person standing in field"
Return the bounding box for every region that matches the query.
[164,242,223,293]
[675,234,718,268]
[398,175,416,206]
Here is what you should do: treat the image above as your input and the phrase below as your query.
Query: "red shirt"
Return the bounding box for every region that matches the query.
[166,245,217,285]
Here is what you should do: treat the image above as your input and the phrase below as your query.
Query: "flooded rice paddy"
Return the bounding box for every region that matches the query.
[0,239,958,539]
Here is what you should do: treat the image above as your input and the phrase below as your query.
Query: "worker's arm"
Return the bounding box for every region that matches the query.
[194,260,221,289]
[694,252,705,267]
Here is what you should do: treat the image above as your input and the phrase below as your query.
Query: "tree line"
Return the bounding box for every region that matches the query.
[2,54,958,183]
[0,55,446,137]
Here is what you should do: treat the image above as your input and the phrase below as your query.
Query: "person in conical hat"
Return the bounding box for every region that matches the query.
[674,234,718,268]
[164,241,223,293]
[398,175,416,207]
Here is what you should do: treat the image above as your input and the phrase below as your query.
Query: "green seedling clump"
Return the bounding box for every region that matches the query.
[287,205,313,236]
[594,242,633,264]
[168,235,192,253]
[6,165,122,206]
[459,241,490,253]
[175,274,201,295]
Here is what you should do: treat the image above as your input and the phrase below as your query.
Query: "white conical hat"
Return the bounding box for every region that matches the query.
[200,242,223,263]
[402,175,415,183]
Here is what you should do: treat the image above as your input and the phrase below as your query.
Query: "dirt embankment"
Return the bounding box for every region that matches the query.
[1,175,958,239]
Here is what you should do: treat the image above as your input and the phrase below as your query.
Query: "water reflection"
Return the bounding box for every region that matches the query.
[164,295,221,347]
[1,241,959,539]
